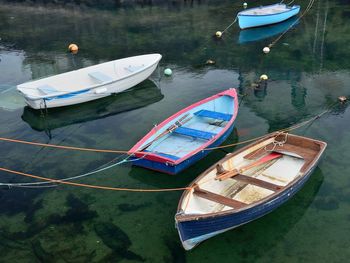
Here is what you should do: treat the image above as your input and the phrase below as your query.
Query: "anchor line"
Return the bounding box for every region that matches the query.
[268,0,317,49]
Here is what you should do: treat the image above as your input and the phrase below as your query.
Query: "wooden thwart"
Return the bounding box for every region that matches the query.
[193,187,246,209]
[216,152,283,180]
[232,174,282,192]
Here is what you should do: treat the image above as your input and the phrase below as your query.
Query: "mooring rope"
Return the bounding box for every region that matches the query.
[0,101,339,190]
[221,15,238,35]
[0,167,192,192]
[268,0,316,49]
[0,101,338,156]
[0,155,130,187]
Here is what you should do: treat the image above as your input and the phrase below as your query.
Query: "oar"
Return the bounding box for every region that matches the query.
[139,113,192,151]
[216,152,283,180]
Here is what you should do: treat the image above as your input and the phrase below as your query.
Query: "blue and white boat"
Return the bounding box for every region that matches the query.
[175,132,326,250]
[129,89,239,175]
[17,54,162,109]
[237,3,300,29]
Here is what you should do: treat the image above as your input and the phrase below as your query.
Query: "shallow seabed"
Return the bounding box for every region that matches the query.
[1,0,350,262]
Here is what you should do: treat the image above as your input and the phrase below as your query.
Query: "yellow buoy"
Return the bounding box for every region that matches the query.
[243,2,248,8]
[215,31,222,38]
[260,74,268,81]
[68,43,79,53]
[263,47,270,54]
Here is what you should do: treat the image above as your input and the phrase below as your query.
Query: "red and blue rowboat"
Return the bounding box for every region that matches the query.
[128,89,239,174]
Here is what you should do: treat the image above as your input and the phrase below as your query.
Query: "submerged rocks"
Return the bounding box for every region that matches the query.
[314,196,339,211]
[32,240,54,263]
[48,194,97,226]
[94,222,145,262]
[117,202,151,212]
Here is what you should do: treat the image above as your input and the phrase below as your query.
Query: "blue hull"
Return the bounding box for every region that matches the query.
[176,165,316,249]
[238,16,299,44]
[130,124,235,174]
[238,4,300,29]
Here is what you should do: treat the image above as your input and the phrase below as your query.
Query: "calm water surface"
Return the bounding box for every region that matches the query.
[1,0,350,262]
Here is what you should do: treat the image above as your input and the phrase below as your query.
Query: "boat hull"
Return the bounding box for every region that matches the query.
[238,16,299,44]
[176,164,317,250]
[22,61,160,109]
[238,5,300,29]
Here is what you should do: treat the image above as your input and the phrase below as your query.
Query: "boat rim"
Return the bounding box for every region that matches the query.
[238,4,300,17]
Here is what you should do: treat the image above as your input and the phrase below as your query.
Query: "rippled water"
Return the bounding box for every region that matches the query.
[1,0,350,262]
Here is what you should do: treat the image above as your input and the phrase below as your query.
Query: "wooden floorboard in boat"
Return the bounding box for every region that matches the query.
[193,187,246,209]
[233,174,283,192]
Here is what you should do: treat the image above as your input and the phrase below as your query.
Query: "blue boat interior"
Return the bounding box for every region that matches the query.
[140,95,234,160]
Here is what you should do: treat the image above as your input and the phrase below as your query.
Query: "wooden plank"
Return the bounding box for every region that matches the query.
[233,174,282,192]
[243,147,268,160]
[193,187,246,209]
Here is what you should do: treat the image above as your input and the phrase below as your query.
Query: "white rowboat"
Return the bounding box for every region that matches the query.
[17,54,162,109]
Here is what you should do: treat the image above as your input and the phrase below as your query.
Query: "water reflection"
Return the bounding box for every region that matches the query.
[21,79,164,135]
[238,16,299,44]
[190,168,324,257]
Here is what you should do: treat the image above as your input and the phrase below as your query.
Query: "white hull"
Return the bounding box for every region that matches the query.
[17,54,161,109]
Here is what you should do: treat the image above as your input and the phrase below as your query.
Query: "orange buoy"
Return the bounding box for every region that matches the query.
[68,43,79,53]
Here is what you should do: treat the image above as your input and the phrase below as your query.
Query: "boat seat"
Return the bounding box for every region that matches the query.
[37,85,59,95]
[88,71,113,83]
[124,65,144,73]
[193,187,246,209]
[173,127,216,140]
[194,110,232,121]
[230,174,282,192]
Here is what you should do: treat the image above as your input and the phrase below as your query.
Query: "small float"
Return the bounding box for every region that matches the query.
[175,132,326,250]
[17,54,162,109]
[237,3,300,29]
[128,89,239,175]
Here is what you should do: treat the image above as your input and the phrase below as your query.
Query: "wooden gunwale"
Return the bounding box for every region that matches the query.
[175,133,327,222]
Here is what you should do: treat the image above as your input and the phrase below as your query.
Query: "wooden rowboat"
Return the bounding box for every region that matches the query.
[128,89,239,175]
[17,54,162,109]
[237,3,300,29]
[175,132,327,250]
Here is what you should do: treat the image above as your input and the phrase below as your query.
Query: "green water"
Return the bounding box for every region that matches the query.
[1,0,350,261]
